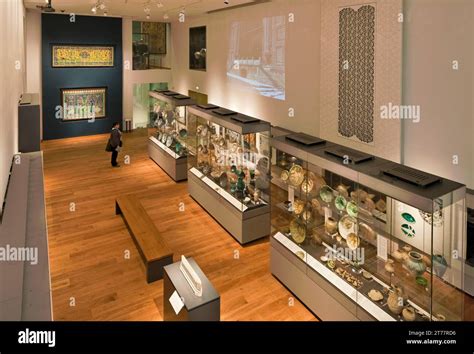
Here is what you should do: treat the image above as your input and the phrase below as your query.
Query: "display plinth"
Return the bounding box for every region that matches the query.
[148,137,187,182]
[270,131,466,321]
[188,170,270,244]
[163,257,220,321]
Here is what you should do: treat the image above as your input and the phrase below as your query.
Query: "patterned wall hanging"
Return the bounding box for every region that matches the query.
[338,5,375,144]
[52,45,114,67]
[61,87,107,121]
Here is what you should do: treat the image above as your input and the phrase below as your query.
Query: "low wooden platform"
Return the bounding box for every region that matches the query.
[116,194,173,283]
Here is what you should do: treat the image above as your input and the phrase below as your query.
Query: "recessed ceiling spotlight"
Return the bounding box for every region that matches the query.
[91,6,97,13]
[146,14,151,19]
[163,13,169,20]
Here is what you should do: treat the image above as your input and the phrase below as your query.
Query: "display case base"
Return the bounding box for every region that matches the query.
[270,236,375,321]
[148,137,187,182]
[188,170,270,244]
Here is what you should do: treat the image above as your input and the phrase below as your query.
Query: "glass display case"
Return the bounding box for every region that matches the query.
[187,104,271,244]
[270,132,467,321]
[148,90,195,181]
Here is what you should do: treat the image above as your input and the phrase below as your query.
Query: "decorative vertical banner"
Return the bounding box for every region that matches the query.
[338,4,375,144]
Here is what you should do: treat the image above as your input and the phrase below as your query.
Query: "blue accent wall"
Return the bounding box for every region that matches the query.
[42,14,123,140]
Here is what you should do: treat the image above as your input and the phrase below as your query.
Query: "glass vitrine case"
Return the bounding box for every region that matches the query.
[148,90,195,181]
[187,105,271,244]
[270,132,467,321]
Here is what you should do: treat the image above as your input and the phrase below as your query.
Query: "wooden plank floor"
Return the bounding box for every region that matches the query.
[42,129,316,321]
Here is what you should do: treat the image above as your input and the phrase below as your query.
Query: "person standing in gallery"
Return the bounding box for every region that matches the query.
[106,122,123,167]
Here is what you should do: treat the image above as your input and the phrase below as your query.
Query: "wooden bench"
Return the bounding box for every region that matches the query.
[116,195,173,283]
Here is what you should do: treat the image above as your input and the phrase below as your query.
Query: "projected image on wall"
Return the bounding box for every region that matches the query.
[227,16,286,100]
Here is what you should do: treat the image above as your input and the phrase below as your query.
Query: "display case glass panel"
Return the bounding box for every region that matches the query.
[187,107,271,214]
[271,134,466,321]
[149,91,193,159]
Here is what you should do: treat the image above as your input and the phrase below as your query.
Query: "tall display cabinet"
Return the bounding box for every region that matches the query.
[270,132,467,321]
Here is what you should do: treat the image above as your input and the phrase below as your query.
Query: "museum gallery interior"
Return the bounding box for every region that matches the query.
[0,0,473,323]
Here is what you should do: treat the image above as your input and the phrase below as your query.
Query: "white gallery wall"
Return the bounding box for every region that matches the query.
[0,0,25,213]
[402,0,474,190]
[170,0,322,136]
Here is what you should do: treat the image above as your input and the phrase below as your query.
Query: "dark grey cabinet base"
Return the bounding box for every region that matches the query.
[188,170,270,244]
[148,137,187,182]
[163,258,220,321]
[270,237,374,321]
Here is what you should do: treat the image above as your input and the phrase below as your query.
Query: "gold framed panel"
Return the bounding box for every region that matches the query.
[61,87,107,121]
[52,45,114,68]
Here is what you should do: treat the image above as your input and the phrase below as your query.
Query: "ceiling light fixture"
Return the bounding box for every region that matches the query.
[224,0,230,4]
[99,3,106,10]
[163,13,169,20]
[91,6,97,14]
[156,2,164,8]
[146,14,151,19]
[103,11,108,16]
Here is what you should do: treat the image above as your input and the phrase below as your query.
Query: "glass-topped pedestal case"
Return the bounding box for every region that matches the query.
[187,105,271,244]
[148,90,195,181]
[270,132,467,321]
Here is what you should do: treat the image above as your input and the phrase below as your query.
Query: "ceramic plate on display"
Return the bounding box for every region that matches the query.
[335,195,347,211]
[301,179,314,193]
[338,215,358,240]
[280,170,289,182]
[346,201,359,217]
[346,233,360,250]
[290,219,306,244]
[157,131,163,141]
[288,164,305,187]
[166,136,174,148]
[319,185,334,203]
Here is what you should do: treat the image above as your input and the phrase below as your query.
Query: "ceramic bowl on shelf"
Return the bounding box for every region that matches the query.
[346,201,359,218]
[320,185,334,203]
[335,184,350,198]
[338,215,358,240]
[335,195,347,211]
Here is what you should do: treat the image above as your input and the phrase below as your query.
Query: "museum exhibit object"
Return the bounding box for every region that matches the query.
[187,104,271,244]
[270,132,467,321]
[148,90,195,181]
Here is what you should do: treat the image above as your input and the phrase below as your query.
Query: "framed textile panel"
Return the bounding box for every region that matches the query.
[139,22,167,54]
[52,45,114,67]
[61,87,107,121]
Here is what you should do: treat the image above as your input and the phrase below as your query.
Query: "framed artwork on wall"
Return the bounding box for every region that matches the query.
[61,87,107,121]
[132,21,167,70]
[189,26,207,71]
[52,45,114,67]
